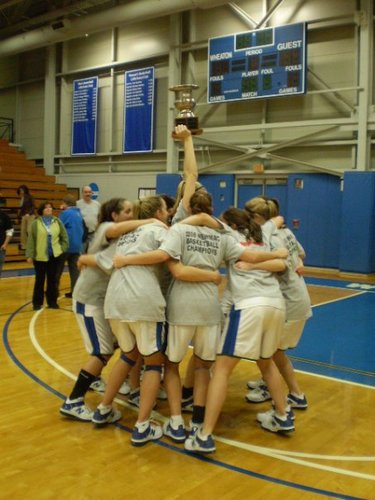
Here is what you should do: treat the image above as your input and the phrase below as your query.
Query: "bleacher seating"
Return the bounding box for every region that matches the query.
[0,139,69,262]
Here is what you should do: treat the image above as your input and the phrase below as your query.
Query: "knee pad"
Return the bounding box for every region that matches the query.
[144,364,162,373]
[120,353,136,367]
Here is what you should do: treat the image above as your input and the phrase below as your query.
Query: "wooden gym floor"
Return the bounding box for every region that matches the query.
[1,265,374,500]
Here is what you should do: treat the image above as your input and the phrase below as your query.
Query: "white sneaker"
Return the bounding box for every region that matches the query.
[163,419,186,443]
[89,378,106,392]
[245,386,271,403]
[127,389,140,408]
[60,397,93,422]
[131,422,163,446]
[118,380,131,395]
[92,406,122,427]
[246,378,265,390]
[256,409,295,433]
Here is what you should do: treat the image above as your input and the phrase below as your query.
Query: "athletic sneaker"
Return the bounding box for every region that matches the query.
[181,395,194,413]
[184,422,202,448]
[287,393,308,409]
[127,389,140,408]
[256,406,295,423]
[245,386,271,403]
[246,378,265,390]
[184,432,216,453]
[89,378,106,393]
[163,420,186,443]
[256,409,295,433]
[118,380,131,395]
[92,406,122,427]
[157,387,168,400]
[131,423,163,446]
[60,397,93,422]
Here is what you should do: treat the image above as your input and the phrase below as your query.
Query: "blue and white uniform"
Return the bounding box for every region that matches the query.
[219,228,285,360]
[72,222,116,355]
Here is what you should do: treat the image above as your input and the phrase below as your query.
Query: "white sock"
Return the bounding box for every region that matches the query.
[275,412,287,421]
[136,420,149,432]
[291,392,304,398]
[197,429,208,440]
[98,403,112,412]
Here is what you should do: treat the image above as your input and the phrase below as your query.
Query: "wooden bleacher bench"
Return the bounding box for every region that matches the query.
[0,140,69,263]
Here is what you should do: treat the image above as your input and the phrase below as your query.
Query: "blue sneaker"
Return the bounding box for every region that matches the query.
[184,422,202,449]
[131,422,163,447]
[163,420,186,443]
[257,409,295,433]
[184,432,216,453]
[92,406,122,427]
[181,395,193,413]
[257,407,295,422]
[287,393,308,409]
[60,397,93,422]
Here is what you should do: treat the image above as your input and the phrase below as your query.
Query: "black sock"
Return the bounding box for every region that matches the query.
[182,386,194,399]
[192,405,205,424]
[69,369,97,400]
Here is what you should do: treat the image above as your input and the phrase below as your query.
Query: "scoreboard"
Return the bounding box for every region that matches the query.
[208,23,306,103]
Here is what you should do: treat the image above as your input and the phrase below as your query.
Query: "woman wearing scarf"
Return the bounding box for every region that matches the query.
[26,201,68,310]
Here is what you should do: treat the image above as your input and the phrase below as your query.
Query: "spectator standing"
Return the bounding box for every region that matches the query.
[57,194,85,298]
[77,186,101,251]
[0,197,14,278]
[17,184,35,250]
[26,201,68,310]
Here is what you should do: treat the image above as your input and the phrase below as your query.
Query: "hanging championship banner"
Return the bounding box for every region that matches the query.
[123,67,154,153]
[71,77,98,155]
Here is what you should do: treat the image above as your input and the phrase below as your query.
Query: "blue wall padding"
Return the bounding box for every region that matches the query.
[287,174,342,268]
[156,174,181,197]
[339,172,375,273]
[156,173,235,217]
[156,171,375,273]
[237,184,263,209]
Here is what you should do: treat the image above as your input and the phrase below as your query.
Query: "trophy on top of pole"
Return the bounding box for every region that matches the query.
[169,84,203,137]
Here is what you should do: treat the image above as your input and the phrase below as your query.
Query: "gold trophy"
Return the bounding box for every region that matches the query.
[169,84,203,136]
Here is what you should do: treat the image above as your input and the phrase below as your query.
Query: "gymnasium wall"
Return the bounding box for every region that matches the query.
[0,0,364,173]
[157,171,375,273]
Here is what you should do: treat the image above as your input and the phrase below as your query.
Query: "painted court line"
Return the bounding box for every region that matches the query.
[310,290,367,308]
[28,309,375,483]
[1,303,368,500]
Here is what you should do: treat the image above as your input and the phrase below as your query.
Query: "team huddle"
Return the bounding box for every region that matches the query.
[59,125,312,453]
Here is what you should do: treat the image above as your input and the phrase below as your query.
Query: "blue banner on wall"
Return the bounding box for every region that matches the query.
[123,67,154,153]
[71,77,98,155]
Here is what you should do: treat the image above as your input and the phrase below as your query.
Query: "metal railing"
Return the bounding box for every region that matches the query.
[0,117,14,142]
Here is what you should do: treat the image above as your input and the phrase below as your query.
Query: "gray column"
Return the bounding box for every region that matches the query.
[43,45,57,175]
[356,0,373,170]
[166,13,182,173]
